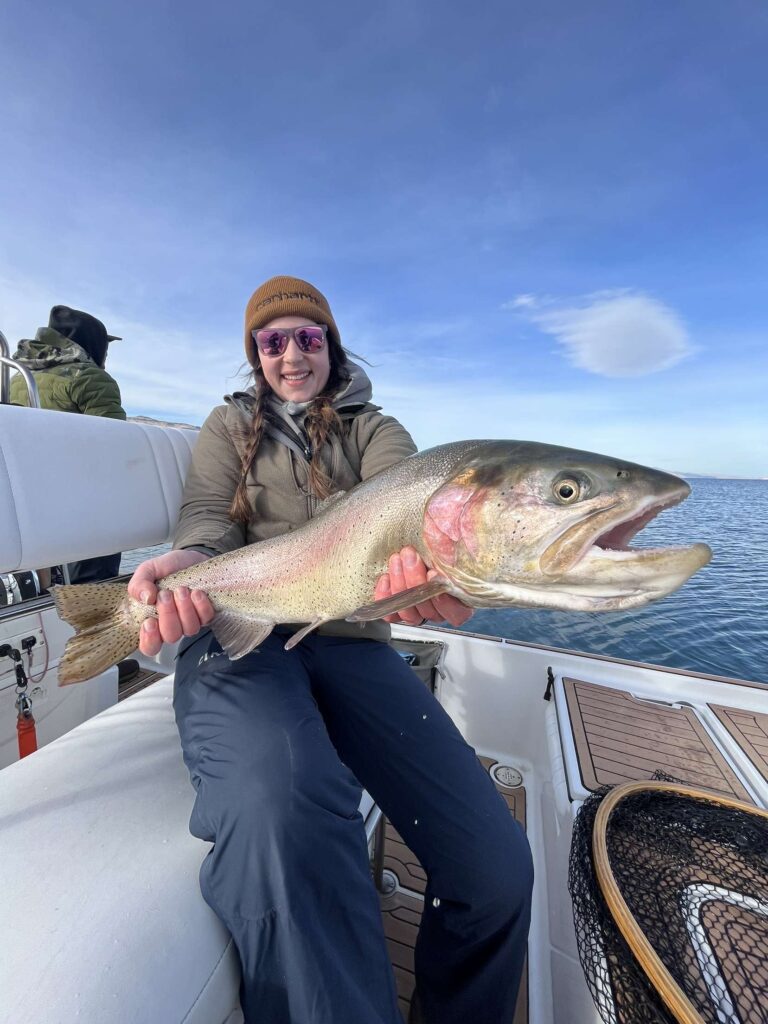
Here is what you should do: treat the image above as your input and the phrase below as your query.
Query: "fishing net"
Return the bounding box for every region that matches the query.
[568,779,768,1024]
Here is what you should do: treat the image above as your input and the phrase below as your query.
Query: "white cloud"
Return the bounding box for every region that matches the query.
[501,294,538,310]
[520,291,694,377]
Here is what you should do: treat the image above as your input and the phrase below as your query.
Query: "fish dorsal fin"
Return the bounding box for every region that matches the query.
[283,618,327,651]
[210,611,274,660]
[346,578,450,622]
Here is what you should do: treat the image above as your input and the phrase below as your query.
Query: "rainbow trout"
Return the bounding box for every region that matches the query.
[52,440,711,684]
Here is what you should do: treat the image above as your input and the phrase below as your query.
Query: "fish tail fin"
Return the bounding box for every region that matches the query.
[50,583,140,686]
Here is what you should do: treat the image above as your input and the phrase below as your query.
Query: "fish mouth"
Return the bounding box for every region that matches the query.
[589,489,688,555]
[541,484,711,582]
[510,486,711,610]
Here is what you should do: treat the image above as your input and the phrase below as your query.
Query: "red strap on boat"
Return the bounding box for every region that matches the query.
[17,710,37,759]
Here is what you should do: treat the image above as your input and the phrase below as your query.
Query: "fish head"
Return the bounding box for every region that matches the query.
[422,441,712,611]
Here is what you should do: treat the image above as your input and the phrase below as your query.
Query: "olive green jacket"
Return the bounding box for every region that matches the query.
[173,365,417,640]
[9,328,126,419]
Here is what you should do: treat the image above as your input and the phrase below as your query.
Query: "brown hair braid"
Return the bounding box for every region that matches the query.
[228,343,350,525]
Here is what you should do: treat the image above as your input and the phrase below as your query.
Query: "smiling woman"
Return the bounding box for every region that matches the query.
[111,274,531,1024]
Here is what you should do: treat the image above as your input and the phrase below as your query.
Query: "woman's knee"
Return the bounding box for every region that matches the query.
[204,746,362,841]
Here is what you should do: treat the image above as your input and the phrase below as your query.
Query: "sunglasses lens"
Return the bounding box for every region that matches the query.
[294,327,326,353]
[255,330,287,356]
[254,326,326,356]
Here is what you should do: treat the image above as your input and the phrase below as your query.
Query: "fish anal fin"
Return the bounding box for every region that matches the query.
[346,578,450,623]
[283,618,327,651]
[210,611,274,660]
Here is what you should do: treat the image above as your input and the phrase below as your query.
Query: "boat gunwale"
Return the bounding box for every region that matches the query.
[408,623,768,692]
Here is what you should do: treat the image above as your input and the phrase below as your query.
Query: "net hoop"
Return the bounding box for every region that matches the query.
[591,780,768,1024]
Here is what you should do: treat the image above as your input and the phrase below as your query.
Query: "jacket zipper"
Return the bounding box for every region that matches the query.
[264,412,313,461]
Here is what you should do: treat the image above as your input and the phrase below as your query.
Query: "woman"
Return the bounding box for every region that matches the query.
[128,276,532,1024]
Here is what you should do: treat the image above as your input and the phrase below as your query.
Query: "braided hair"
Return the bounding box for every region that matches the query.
[229,338,351,525]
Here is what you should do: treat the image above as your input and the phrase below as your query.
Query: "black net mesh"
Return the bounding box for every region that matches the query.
[568,782,768,1024]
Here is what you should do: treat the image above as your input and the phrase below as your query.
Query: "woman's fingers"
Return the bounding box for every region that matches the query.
[137,586,216,656]
[375,546,474,628]
[127,551,216,655]
[399,547,441,621]
[139,617,162,657]
[127,549,212,604]
[387,552,426,625]
[374,572,399,624]
[191,589,216,625]
[173,587,203,637]
[431,592,474,628]
[156,590,183,644]
[128,559,161,603]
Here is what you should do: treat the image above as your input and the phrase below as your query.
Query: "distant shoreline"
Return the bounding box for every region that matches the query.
[681,473,768,481]
[128,415,200,431]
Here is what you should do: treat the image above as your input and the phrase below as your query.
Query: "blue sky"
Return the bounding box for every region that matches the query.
[1,0,766,476]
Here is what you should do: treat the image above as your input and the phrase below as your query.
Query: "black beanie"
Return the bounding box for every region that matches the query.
[48,305,121,367]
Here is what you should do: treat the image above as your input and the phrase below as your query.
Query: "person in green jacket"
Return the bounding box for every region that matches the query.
[126,276,533,1024]
[11,306,138,681]
[10,304,126,419]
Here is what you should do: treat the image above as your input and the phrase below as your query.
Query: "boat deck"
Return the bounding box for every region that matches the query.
[709,703,768,787]
[561,676,760,801]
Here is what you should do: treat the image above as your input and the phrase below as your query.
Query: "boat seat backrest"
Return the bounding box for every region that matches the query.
[0,405,198,574]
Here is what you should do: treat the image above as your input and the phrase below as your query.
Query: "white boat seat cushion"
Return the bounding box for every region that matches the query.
[0,405,198,573]
[0,677,242,1024]
[0,676,377,1024]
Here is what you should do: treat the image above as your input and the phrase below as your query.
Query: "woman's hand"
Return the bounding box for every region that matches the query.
[374,546,473,628]
[127,549,216,657]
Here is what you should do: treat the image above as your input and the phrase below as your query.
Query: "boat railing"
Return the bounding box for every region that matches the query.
[0,331,40,408]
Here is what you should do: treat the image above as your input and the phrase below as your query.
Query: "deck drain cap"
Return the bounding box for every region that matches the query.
[491,764,523,788]
[379,869,398,896]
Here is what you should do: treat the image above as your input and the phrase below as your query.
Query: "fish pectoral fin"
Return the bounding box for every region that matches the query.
[346,578,450,622]
[210,611,274,660]
[283,618,327,651]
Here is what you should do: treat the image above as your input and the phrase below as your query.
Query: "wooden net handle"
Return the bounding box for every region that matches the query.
[592,780,768,1024]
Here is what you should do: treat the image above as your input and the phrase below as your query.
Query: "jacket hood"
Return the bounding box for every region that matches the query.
[47,305,117,367]
[226,360,377,418]
[12,328,98,370]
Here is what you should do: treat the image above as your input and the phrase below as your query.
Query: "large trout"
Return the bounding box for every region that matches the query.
[52,440,711,684]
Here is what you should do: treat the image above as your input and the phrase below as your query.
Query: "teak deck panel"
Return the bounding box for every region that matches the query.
[379,756,528,1023]
[709,703,768,787]
[563,678,753,803]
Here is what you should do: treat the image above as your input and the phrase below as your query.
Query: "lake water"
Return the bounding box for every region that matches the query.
[121,478,768,685]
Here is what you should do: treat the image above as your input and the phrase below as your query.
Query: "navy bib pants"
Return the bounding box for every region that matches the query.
[174,630,532,1024]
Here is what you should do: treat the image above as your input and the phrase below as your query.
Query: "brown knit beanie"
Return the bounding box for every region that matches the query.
[244,275,341,364]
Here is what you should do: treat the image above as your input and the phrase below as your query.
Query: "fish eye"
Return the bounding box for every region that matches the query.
[553,478,581,504]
